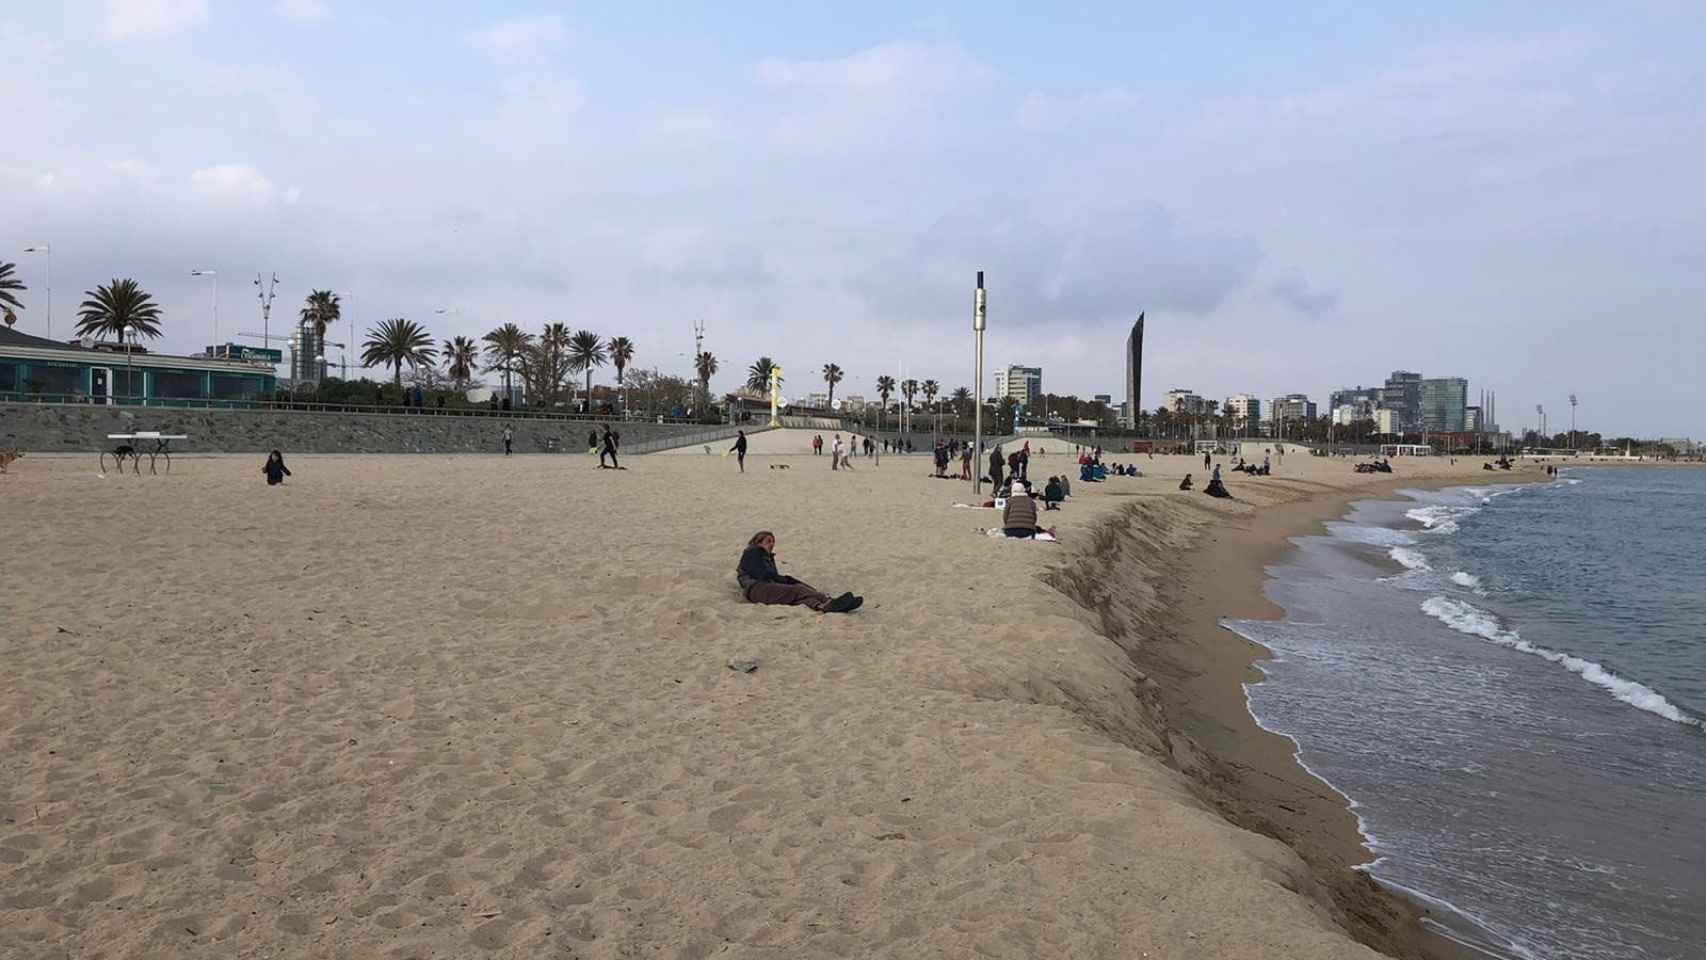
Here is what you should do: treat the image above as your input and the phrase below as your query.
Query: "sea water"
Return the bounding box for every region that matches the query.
[1226,468,1706,960]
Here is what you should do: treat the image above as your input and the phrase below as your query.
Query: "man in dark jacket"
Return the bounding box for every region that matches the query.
[737,532,862,612]
[730,430,748,472]
[989,446,1005,490]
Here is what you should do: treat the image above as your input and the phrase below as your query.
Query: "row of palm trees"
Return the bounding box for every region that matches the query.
[0,263,979,421]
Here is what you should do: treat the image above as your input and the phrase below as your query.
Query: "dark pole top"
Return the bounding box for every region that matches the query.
[976,270,984,289]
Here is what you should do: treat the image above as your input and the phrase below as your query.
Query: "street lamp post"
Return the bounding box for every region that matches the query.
[190,270,219,350]
[338,291,355,382]
[972,271,986,495]
[124,324,135,405]
[22,243,51,339]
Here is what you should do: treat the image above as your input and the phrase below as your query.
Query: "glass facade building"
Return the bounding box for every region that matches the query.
[1,327,276,405]
[1418,377,1468,433]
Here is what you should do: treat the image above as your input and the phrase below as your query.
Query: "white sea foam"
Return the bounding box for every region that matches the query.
[1450,571,1486,595]
[1390,547,1432,571]
[1420,596,1704,729]
[1405,503,1476,535]
[1328,522,1416,548]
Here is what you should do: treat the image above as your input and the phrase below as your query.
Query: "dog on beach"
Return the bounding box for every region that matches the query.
[0,449,21,474]
[769,464,790,471]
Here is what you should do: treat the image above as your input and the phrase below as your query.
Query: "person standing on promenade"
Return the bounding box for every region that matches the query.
[503,427,513,456]
[730,430,748,473]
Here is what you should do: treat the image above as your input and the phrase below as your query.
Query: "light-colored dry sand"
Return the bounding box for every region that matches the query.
[0,447,1528,959]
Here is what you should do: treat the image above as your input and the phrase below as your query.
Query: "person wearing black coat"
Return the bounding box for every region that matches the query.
[737,532,862,613]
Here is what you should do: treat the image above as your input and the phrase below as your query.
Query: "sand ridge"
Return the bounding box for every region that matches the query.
[1,448,1520,958]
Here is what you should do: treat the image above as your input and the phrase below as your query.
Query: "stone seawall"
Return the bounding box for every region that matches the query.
[0,403,742,454]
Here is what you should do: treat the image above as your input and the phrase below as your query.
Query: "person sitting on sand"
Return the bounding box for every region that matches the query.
[737,531,863,613]
[1204,475,1231,498]
[1043,476,1064,510]
[1179,473,1194,491]
[1001,484,1056,539]
[263,450,291,486]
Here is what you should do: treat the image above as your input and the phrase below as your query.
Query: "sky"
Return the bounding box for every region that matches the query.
[3,1,1703,437]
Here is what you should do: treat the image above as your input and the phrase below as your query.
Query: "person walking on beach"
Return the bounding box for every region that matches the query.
[1204,450,1212,471]
[831,434,844,470]
[812,434,823,456]
[737,532,863,613]
[961,444,974,480]
[599,425,620,469]
[262,450,291,486]
[502,427,513,456]
[989,445,1005,490]
[730,430,748,472]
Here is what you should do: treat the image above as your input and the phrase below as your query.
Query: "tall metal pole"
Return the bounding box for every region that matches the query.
[192,270,218,350]
[973,270,986,495]
[23,244,51,339]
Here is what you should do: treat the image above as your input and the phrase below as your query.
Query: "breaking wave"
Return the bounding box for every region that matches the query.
[1420,596,1703,729]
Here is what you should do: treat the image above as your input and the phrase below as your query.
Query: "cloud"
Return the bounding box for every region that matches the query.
[757,41,988,92]
[188,163,289,206]
[273,0,329,22]
[471,15,567,55]
[1267,275,1340,317]
[103,0,208,40]
[757,41,993,150]
[855,201,1263,330]
[1015,87,1140,132]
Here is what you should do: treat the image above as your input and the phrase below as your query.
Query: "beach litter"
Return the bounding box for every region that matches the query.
[726,657,760,674]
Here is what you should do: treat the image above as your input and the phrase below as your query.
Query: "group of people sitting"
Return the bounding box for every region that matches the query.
[1483,456,1514,471]
[1229,456,1271,476]
[1075,451,1140,483]
[1355,459,1395,474]
[1179,465,1233,498]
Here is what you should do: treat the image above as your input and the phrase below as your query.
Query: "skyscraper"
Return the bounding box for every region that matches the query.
[993,365,1042,408]
[1418,377,1468,432]
[1124,313,1144,430]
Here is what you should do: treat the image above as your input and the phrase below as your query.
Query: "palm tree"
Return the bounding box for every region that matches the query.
[443,335,479,383]
[922,379,940,439]
[298,289,341,379]
[76,278,162,343]
[481,323,533,402]
[567,329,606,412]
[607,335,636,413]
[0,261,25,315]
[747,356,779,393]
[951,386,971,417]
[821,363,844,410]
[541,323,571,407]
[876,374,896,433]
[362,317,437,387]
[694,350,719,411]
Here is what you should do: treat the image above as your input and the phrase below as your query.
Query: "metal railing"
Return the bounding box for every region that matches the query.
[0,393,710,425]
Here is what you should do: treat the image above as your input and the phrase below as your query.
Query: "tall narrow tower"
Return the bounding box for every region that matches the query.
[1124,312,1144,429]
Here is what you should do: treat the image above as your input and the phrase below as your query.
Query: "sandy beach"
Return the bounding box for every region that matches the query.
[1,438,1540,959]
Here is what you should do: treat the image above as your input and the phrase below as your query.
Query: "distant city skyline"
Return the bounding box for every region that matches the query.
[2,3,1701,435]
